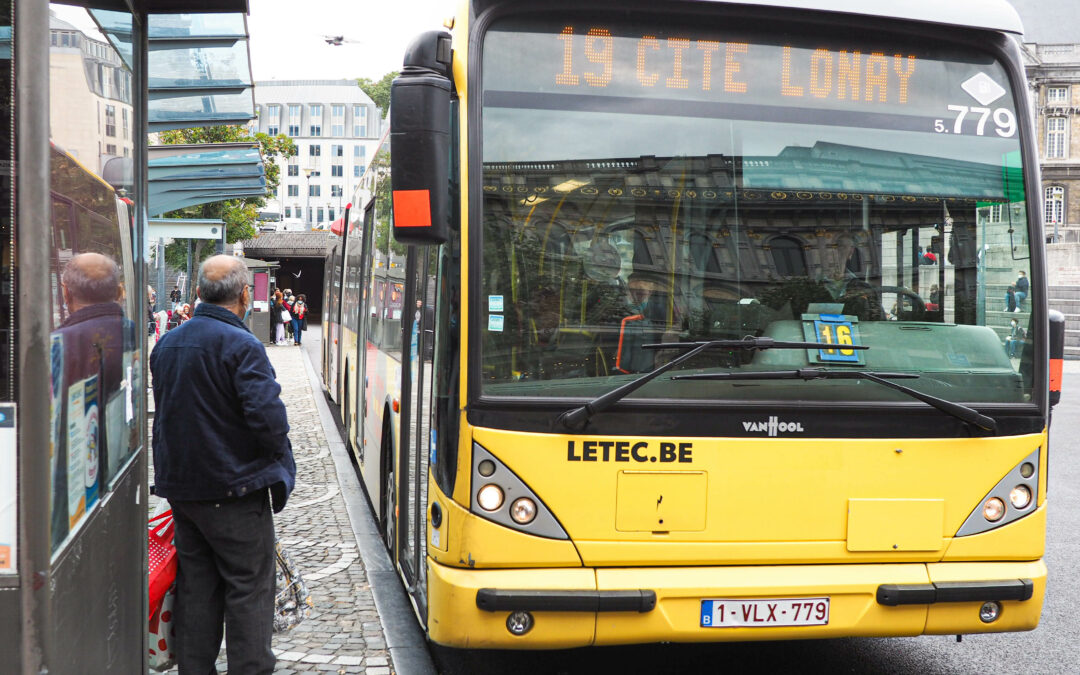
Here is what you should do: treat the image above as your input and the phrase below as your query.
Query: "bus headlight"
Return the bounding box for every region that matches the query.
[1009,485,1032,510]
[471,443,569,539]
[982,497,1005,522]
[477,484,504,511]
[510,497,537,524]
[956,448,1040,537]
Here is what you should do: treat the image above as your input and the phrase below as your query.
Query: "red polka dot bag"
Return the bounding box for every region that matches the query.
[148,510,178,671]
[148,510,177,619]
[148,584,177,671]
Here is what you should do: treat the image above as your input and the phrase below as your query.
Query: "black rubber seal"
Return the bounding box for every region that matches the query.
[877,579,1033,606]
[476,589,657,613]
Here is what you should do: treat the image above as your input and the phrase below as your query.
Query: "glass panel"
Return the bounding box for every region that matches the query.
[46,5,141,553]
[0,0,13,575]
[148,13,247,39]
[480,13,1033,406]
[148,41,251,89]
[149,89,254,130]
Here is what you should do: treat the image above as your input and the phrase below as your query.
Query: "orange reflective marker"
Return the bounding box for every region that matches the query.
[1050,358,1063,394]
[393,189,432,228]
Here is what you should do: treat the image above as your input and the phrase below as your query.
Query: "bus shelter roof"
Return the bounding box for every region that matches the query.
[90,9,255,131]
[148,142,266,216]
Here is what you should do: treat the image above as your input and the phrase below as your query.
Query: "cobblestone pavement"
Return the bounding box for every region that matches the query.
[150,342,394,674]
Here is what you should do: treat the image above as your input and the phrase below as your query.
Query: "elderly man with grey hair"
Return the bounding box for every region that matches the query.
[151,254,295,674]
[52,252,130,548]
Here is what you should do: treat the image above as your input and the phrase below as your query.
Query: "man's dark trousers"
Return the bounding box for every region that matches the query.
[171,488,276,674]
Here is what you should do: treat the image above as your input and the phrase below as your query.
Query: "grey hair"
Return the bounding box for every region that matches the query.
[62,253,120,304]
[198,257,248,304]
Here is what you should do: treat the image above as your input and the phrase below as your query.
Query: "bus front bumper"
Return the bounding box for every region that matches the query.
[426,558,1046,648]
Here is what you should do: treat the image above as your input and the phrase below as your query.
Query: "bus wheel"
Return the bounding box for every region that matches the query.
[381,421,395,556]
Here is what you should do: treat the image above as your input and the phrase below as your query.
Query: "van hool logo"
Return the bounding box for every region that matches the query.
[742,416,805,436]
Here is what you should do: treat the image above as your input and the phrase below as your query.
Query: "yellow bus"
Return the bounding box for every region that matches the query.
[322,0,1067,648]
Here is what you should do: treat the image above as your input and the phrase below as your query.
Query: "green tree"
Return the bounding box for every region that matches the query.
[357,71,398,113]
[156,125,296,272]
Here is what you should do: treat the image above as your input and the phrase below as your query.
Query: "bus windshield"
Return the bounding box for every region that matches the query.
[479,13,1034,406]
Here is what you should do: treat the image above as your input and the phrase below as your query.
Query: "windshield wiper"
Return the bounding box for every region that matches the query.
[672,367,996,432]
[555,338,868,430]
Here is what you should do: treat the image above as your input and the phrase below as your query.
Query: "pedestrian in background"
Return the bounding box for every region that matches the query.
[151,255,295,675]
[283,295,296,344]
[1014,270,1029,311]
[170,285,182,309]
[291,294,307,346]
[271,289,286,345]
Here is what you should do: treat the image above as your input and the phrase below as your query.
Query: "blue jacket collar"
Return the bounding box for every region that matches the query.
[194,302,250,332]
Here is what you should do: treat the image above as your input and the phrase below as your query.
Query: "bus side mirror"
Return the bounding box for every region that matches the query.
[1049,309,1065,406]
[390,30,452,245]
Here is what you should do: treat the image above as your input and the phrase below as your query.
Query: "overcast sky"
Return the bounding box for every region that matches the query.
[247,0,449,82]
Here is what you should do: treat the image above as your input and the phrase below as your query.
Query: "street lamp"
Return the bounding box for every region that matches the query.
[303,167,313,230]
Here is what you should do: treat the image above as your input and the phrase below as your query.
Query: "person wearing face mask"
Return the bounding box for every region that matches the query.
[1005,317,1026,358]
[151,255,295,674]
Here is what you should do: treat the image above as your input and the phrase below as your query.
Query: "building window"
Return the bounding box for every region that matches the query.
[331,104,345,136]
[353,104,367,136]
[769,236,807,277]
[288,104,302,136]
[104,105,116,136]
[331,185,343,197]
[331,165,343,177]
[328,208,335,222]
[105,144,117,155]
[309,104,322,136]
[989,204,1003,223]
[122,108,129,139]
[287,185,299,197]
[287,164,299,177]
[1045,186,1065,226]
[284,207,292,218]
[1046,117,1068,159]
[295,207,303,221]
[309,185,321,197]
[353,165,361,177]
[317,207,325,224]
[1048,87,1069,104]
[266,104,281,135]
[331,144,344,157]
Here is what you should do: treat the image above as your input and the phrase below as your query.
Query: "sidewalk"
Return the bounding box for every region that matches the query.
[150,342,410,674]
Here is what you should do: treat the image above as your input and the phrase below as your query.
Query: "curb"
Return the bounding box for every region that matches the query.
[299,347,437,675]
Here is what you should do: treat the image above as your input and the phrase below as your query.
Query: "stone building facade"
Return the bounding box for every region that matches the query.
[1023,43,1080,244]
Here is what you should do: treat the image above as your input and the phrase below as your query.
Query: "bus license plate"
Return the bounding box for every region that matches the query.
[700,598,830,628]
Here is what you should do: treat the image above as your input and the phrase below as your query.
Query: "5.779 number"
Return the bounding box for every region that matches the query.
[934,105,1016,138]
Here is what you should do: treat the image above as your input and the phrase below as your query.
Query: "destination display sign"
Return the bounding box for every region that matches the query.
[483,19,1019,139]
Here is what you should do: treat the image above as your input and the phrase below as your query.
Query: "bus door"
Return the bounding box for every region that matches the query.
[396,243,437,617]
[354,204,375,462]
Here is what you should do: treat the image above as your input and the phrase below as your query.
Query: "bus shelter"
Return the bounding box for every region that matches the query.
[0,1,257,672]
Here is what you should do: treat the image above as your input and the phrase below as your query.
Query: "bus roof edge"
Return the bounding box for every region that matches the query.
[678,0,1024,35]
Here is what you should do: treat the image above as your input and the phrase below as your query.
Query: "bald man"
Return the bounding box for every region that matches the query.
[151,255,295,674]
[51,252,130,548]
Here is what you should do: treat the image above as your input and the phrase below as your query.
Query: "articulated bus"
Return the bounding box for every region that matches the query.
[321,0,1066,648]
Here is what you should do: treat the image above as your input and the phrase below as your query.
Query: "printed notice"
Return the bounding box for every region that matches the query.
[488,314,505,332]
[0,404,17,573]
[67,380,87,529]
[488,295,504,312]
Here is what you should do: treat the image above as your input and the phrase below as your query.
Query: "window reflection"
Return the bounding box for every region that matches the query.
[46,5,139,551]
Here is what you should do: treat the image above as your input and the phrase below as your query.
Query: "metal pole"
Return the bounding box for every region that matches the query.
[16,0,53,670]
[156,238,166,307]
[186,240,194,304]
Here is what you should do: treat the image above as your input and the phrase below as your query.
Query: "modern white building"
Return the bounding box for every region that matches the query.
[252,79,384,228]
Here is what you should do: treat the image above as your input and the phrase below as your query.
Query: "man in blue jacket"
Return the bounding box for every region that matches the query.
[152,255,295,674]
